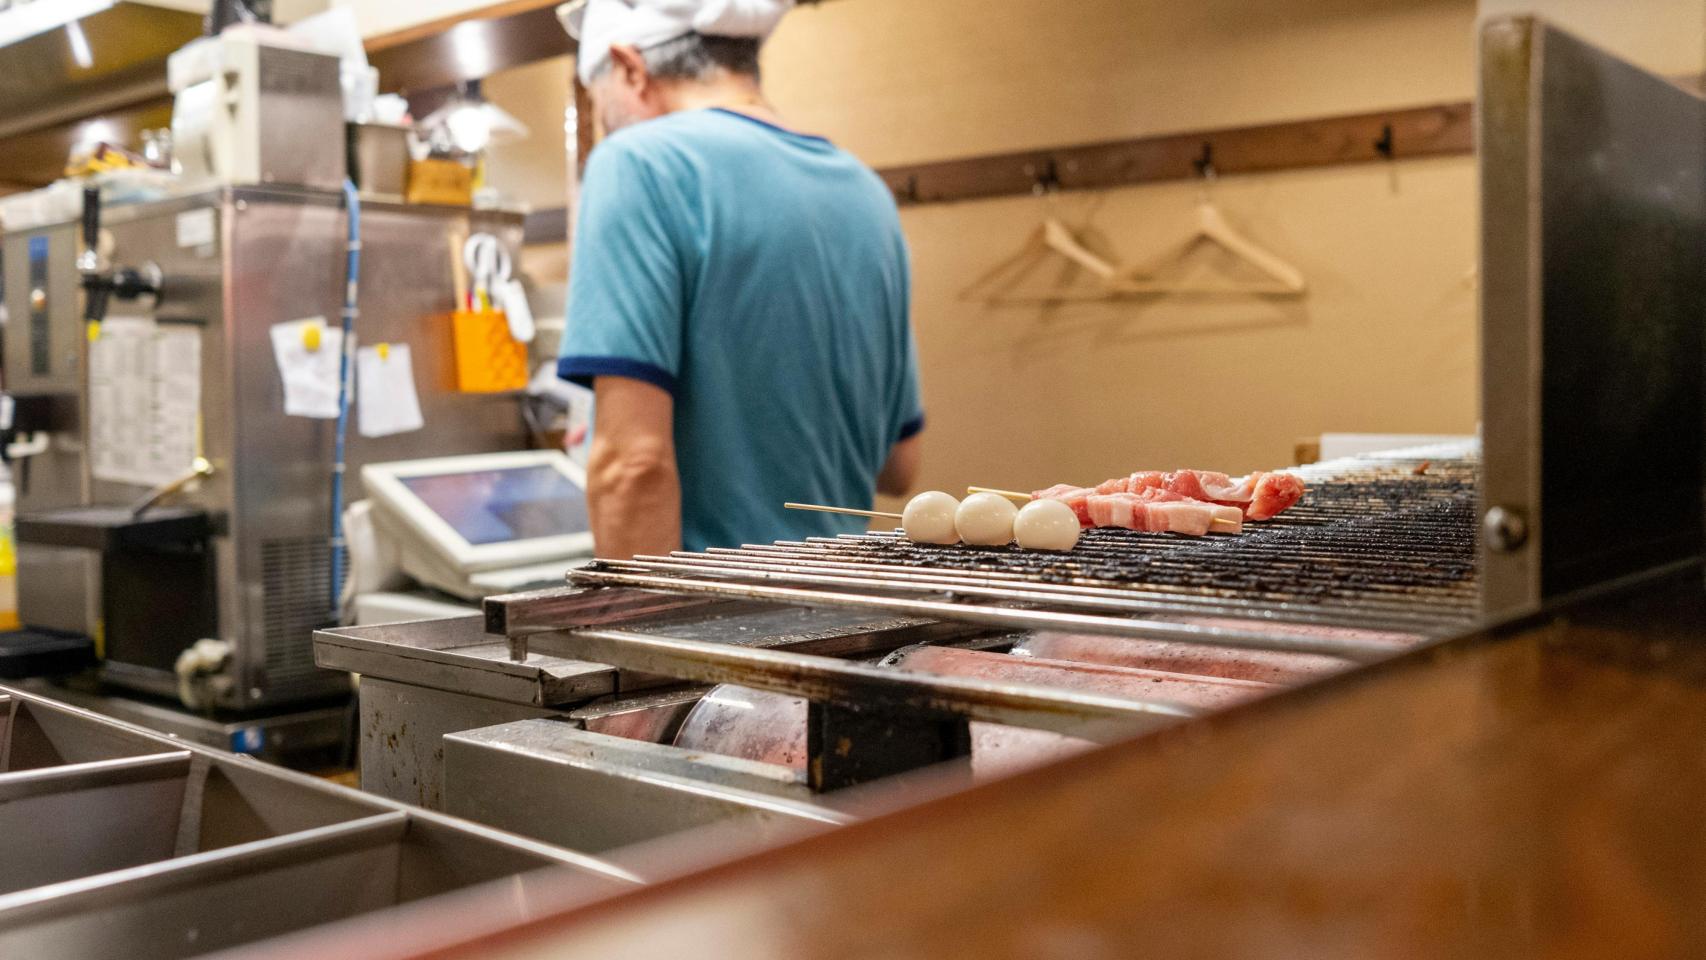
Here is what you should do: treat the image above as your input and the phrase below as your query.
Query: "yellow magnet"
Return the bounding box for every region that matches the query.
[302,323,322,352]
[377,342,390,361]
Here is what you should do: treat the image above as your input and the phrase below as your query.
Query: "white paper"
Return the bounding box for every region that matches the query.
[270,317,347,419]
[356,343,424,438]
[176,208,215,248]
[89,317,202,487]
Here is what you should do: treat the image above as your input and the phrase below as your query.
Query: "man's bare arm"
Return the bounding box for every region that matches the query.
[588,376,681,559]
[876,433,922,497]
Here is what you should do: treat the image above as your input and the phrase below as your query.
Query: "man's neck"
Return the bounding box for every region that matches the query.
[660,75,781,126]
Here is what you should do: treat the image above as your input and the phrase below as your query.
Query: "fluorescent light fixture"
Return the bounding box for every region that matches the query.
[447,20,494,80]
[0,0,114,48]
[66,20,93,69]
[75,119,120,149]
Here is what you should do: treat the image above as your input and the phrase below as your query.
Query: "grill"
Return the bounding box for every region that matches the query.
[563,443,1480,664]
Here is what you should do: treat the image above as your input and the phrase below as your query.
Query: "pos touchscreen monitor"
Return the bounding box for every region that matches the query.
[362,450,593,575]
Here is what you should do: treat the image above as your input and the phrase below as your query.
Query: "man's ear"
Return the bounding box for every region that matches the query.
[608,44,649,88]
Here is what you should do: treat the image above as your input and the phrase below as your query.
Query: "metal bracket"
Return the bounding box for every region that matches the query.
[808,701,971,792]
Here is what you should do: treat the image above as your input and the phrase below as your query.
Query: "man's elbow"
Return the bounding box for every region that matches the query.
[877,436,923,497]
[876,470,916,498]
[591,444,676,499]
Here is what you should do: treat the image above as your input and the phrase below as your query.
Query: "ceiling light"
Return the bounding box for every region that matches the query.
[66,20,93,69]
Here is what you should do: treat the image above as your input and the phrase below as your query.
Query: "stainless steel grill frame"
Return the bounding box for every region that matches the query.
[495,446,1479,670]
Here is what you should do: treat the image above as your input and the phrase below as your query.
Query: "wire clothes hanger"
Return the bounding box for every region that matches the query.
[957,159,1123,303]
[1111,145,1307,297]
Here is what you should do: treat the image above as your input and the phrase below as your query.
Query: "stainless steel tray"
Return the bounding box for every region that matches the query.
[0,685,638,959]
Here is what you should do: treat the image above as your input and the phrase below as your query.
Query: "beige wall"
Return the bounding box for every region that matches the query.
[765,0,1477,167]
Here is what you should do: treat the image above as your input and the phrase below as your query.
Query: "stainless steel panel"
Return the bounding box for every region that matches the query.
[23,682,351,763]
[214,191,526,708]
[251,46,348,191]
[15,544,99,639]
[1479,17,1706,616]
[358,676,564,810]
[0,814,409,960]
[444,722,845,855]
[526,629,1194,743]
[1,221,81,397]
[350,123,411,201]
[388,814,637,903]
[317,615,615,707]
[0,752,192,895]
[188,759,390,852]
[4,699,174,771]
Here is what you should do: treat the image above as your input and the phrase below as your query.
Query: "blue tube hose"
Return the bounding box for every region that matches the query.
[329,178,360,617]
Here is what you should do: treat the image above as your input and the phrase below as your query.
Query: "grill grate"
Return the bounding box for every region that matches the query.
[570,443,1481,660]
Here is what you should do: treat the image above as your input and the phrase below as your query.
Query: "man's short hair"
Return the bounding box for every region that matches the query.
[592,31,762,83]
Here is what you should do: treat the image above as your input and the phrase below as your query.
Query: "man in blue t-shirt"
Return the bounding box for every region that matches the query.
[556,0,924,556]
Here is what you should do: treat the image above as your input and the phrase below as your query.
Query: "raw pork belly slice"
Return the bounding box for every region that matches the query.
[1032,483,1246,534]
[1031,484,1096,526]
[1084,494,1242,536]
[1079,469,1306,520]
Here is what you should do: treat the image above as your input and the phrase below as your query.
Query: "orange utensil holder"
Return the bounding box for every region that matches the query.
[451,309,529,392]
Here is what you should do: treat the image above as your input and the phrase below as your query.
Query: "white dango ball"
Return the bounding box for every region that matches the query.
[901,491,961,544]
[1013,498,1082,551]
[955,492,1019,546]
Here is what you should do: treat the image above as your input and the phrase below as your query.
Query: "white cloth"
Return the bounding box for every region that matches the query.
[559,0,792,84]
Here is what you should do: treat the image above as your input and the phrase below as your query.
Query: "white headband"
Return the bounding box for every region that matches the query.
[558,0,792,85]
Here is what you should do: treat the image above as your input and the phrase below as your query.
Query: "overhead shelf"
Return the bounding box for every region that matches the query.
[0,1,204,187]
[0,1,205,139]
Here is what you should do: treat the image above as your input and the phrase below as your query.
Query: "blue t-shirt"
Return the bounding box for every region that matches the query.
[558,108,923,553]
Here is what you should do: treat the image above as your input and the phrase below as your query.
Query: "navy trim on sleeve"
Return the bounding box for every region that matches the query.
[897,414,926,442]
[558,356,680,398]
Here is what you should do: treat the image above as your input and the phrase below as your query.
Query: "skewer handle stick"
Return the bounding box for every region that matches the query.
[785,502,903,520]
[967,486,1031,503]
[1211,518,1241,531]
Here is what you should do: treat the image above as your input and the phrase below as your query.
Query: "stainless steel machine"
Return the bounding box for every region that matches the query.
[1,188,527,715]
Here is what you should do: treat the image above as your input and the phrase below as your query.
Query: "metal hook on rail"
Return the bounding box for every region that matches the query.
[1374,123,1395,159]
[1027,157,1063,196]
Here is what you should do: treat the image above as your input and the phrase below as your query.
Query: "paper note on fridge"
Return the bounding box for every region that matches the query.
[270,317,345,419]
[357,342,425,437]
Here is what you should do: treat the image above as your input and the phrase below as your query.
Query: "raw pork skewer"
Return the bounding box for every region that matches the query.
[1089,469,1305,521]
[992,484,1243,534]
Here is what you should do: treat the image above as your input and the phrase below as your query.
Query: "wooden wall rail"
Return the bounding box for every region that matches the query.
[878,101,1475,207]
[519,100,1476,243]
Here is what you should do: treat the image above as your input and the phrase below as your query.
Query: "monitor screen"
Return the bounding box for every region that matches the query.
[400,465,589,546]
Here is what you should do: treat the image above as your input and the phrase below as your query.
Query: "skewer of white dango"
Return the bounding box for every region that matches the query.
[954,491,1019,546]
[788,489,1081,552]
[899,490,961,544]
[1012,497,1082,551]
[787,490,962,545]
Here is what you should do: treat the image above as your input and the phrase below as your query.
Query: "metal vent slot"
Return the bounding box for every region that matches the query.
[260,537,334,693]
